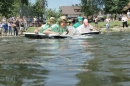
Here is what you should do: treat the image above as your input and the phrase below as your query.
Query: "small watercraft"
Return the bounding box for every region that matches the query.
[24,33,71,39]
[24,31,100,39]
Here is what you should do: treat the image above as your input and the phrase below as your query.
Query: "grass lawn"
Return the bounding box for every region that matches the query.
[26,27,38,32]
[26,20,130,33]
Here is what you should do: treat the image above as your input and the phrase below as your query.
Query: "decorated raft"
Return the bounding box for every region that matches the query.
[24,31,100,39]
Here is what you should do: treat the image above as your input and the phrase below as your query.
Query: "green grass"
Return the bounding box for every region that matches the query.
[91,20,130,28]
[26,27,38,32]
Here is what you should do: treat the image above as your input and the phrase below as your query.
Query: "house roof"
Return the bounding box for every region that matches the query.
[122,2,130,11]
[61,6,82,15]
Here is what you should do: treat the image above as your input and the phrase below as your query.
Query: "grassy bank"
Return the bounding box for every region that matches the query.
[26,20,130,33]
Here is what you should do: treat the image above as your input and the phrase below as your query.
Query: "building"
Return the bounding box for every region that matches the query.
[122,2,130,13]
[61,6,82,19]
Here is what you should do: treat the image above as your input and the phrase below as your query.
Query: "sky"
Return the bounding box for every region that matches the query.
[31,0,81,10]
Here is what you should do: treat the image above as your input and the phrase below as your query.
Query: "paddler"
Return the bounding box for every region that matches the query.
[34,17,56,34]
[43,16,69,35]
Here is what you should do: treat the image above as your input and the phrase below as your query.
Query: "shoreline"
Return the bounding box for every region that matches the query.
[100,26,130,32]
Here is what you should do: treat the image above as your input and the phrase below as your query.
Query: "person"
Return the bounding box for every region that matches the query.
[43,16,68,35]
[0,22,2,35]
[105,16,111,32]
[94,16,98,30]
[34,17,56,34]
[66,19,76,35]
[76,19,94,34]
[12,21,18,36]
[127,10,130,19]
[73,15,83,28]
[19,19,24,35]
[2,22,8,36]
[8,20,12,36]
[73,18,80,28]
[77,15,83,24]
[122,14,128,29]
[33,16,38,27]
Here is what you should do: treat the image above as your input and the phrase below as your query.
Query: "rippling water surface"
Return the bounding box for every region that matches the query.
[0,32,130,86]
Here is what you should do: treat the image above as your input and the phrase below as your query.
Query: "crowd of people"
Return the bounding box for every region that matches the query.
[0,16,45,36]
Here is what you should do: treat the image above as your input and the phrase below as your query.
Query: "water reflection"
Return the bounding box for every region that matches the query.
[2,33,130,86]
[0,64,48,86]
[76,32,130,86]
[0,36,94,86]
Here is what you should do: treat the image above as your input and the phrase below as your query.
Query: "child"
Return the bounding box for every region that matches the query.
[105,16,111,32]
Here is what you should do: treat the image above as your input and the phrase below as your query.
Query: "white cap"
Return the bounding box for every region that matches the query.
[83,19,89,25]
[83,19,88,22]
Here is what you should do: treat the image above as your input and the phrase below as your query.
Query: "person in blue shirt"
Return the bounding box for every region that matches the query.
[2,22,8,36]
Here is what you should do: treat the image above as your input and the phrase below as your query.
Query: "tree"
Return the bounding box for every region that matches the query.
[45,8,61,19]
[31,0,47,17]
[80,0,104,17]
[13,0,29,18]
[0,0,15,18]
[104,0,130,14]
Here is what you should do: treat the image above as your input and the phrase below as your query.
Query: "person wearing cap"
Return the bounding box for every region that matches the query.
[34,17,56,34]
[43,16,69,35]
[73,15,83,28]
[76,19,94,34]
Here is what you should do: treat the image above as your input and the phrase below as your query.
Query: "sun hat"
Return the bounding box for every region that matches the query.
[60,16,68,22]
[83,19,89,26]
[50,17,56,21]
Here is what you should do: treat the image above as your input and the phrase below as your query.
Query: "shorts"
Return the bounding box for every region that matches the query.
[106,23,110,29]
[20,27,24,31]
[95,22,98,24]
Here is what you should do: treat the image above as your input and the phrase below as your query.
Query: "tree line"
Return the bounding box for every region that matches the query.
[81,0,130,16]
[0,0,47,18]
[0,0,130,18]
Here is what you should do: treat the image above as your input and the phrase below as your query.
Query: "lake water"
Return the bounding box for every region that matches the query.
[0,32,130,86]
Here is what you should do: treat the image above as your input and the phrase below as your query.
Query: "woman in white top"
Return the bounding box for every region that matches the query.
[122,14,128,28]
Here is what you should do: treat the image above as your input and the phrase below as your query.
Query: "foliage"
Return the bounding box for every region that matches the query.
[80,0,130,16]
[104,0,130,14]
[14,0,29,18]
[0,0,48,18]
[31,0,47,17]
[45,8,62,19]
[0,0,15,18]
[80,0,104,16]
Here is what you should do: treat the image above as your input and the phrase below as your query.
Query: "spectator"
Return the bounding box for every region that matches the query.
[8,20,12,36]
[127,10,130,19]
[122,14,128,29]
[105,16,111,32]
[94,16,98,30]
[2,22,8,36]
